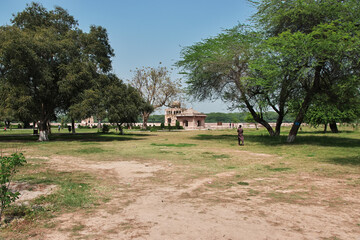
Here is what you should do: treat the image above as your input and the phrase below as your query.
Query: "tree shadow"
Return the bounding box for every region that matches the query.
[192,133,360,148]
[298,130,355,134]
[326,156,360,166]
[0,132,151,143]
[293,135,360,148]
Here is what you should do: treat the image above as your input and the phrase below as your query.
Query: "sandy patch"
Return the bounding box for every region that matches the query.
[11,182,57,203]
[22,154,360,240]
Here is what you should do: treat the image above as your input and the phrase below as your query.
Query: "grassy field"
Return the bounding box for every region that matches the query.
[1,125,359,239]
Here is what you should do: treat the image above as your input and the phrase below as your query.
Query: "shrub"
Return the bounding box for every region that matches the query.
[160,123,164,129]
[0,153,27,224]
[78,125,91,129]
[102,124,110,133]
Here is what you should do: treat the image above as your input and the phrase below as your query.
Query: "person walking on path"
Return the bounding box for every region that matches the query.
[237,125,244,146]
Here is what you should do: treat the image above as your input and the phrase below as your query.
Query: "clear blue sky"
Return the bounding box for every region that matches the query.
[1,0,256,113]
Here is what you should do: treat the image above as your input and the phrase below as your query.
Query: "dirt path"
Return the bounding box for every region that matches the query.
[28,154,360,240]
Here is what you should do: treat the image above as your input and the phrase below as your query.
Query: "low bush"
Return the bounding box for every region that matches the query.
[102,125,110,133]
[0,153,27,224]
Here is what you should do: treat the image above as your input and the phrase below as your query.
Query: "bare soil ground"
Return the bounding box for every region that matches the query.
[17,151,360,240]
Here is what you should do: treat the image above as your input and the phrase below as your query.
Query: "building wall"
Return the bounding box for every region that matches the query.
[177,116,206,129]
[164,107,185,126]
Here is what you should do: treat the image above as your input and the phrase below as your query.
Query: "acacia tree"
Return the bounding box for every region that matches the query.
[251,0,360,142]
[0,3,113,140]
[130,66,181,129]
[177,25,295,136]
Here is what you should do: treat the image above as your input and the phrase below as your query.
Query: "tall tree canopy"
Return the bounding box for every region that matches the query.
[178,0,360,142]
[0,2,114,140]
[253,0,360,142]
[177,25,297,136]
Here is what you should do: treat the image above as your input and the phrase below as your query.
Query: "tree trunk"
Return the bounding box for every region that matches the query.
[117,124,124,135]
[23,121,30,129]
[71,119,76,134]
[47,121,52,134]
[243,99,275,136]
[234,75,275,136]
[275,114,284,136]
[287,95,312,143]
[323,123,327,133]
[287,65,322,143]
[330,122,338,133]
[38,120,49,141]
[142,112,150,129]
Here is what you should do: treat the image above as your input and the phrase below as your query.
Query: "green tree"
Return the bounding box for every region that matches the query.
[177,25,288,136]
[305,92,360,133]
[130,65,182,129]
[0,2,114,140]
[104,75,145,135]
[251,0,360,142]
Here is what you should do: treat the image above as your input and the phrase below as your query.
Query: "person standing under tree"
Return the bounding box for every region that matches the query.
[237,125,244,146]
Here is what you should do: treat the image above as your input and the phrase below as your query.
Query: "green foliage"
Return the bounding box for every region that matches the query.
[0,153,26,223]
[151,143,197,147]
[105,75,145,130]
[254,0,360,141]
[149,115,165,123]
[76,147,105,154]
[160,122,165,129]
[102,124,110,133]
[175,121,180,129]
[0,2,114,141]
[177,0,360,141]
[237,182,249,186]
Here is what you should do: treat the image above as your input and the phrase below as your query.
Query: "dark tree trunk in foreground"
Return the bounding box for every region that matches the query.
[275,114,284,136]
[323,123,328,133]
[38,120,49,141]
[23,121,30,129]
[287,66,322,143]
[47,121,52,134]
[71,119,76,134]
[330,122,338,133]
[287,91,313,142]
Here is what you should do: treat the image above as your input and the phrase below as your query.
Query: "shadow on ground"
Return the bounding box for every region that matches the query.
[192,133,360,148]
[0,132,152,143]
[326,156,360,166]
